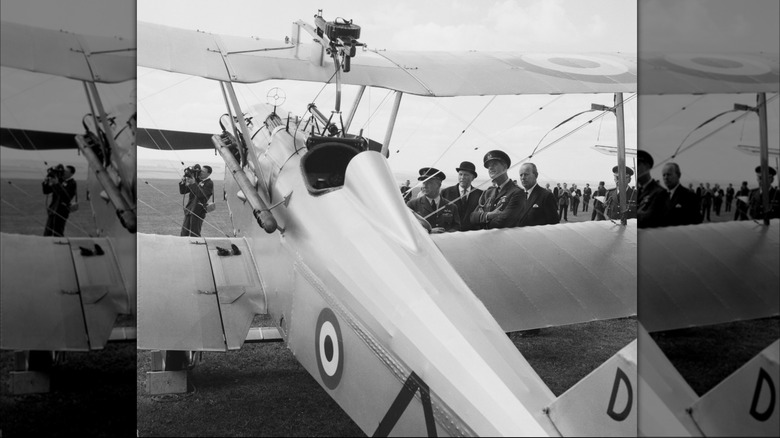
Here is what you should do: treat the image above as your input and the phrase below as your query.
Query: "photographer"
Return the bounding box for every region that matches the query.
[179,164,213,237]
[42,164,77,237]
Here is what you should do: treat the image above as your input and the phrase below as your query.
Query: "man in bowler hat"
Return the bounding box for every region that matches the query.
[636,150,668,228]
[440,161,483,231]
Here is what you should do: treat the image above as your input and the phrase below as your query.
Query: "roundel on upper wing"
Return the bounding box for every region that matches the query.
[658,54,776,83]
[511,54,636,84]
[315,307,344,390]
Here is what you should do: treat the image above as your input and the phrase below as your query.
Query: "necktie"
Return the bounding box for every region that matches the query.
[431,199,436,211]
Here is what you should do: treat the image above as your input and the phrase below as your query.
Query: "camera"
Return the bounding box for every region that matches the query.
[183,164,201,180]
[46,164,65,180]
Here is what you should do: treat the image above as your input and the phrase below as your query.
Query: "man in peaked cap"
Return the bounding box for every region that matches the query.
[407,167,460,233]
[636,149,668,228]
[604,165,637,221]
[441,161,483,231]
[747,165,779,220]
[469,150,524,229]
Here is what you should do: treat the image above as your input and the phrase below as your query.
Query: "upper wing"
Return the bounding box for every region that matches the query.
[1,21,135,84]
[638,219,779,332]
[0,233,133,351]
[639,52,779,94]
[138,21,636,96]
[431,220,637,332]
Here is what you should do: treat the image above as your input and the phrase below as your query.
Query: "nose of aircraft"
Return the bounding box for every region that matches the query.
[303,151,558,435]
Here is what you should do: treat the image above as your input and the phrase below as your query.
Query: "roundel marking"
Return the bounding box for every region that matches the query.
[522,54,629,76]
[513,54,634,84]
[315,308,344,389]
[664,54,771,76]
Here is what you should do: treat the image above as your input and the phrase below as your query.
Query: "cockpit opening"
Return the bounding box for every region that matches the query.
[301,135,367,194]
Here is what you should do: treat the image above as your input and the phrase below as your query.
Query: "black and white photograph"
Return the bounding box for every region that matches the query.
[1,0,777,436]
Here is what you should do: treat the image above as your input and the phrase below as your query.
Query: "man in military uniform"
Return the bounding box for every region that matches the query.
[747,166,780,220]
[470,150,523,229]
[604,166,637,221]
[440,161,483,231]
[407,167,460,233]
[636,150,667,228]
[661,162,701,226]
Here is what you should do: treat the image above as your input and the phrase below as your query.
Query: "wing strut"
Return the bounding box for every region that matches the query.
[615,92,628,225]
[344,85,365,133]
[381,91,404,156]
[78,81,137,233]
[758,92,770,225]
[217,81,277,233]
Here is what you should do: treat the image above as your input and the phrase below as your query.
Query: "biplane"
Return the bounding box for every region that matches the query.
[636,52,779,436]
[136,13,639,436]
[0,20,137,390]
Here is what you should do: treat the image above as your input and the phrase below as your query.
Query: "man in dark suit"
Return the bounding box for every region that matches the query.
[637,150,667,228]
[661,162,701,226]
[582,183,592,213]
[179,164,214,237]
[558,183,570,222]
[747,166,780,220]
[407,167,460,233]
[604,166,637,221]
[591,181,607,221]
[470,150,523,229]
[734,180,750,220]
[516,163,558,227]
[725,183,735,212]
[42,164,77,237]
[440,161,483,231]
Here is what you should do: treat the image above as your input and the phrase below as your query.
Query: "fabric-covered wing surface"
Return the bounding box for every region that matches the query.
[138,21,636,96]
[432,220,637,332]
[1,21,135,84]
[639,219,779,332]
[137,234,266,351]
[0,233,131,351]
[639,52,779,94]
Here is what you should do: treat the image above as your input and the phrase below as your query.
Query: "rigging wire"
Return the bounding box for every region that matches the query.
[645,95,706,130]
[653,93,779,170]
[419,93,637,220]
